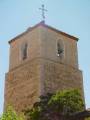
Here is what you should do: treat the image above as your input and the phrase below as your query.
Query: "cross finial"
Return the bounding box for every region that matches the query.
[39,4,47,21]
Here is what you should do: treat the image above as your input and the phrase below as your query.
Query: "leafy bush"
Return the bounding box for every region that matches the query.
[0,106,25,120]
[24,89,84,120]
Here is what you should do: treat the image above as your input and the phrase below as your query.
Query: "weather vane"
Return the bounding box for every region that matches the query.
[39,4,47,21]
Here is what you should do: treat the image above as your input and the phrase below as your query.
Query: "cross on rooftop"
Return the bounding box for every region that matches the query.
[39,4,47,21]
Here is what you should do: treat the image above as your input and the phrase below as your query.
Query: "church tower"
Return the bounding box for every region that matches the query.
[4,21,84,112]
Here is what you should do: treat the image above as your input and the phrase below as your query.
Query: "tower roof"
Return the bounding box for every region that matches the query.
[9,21,78,44]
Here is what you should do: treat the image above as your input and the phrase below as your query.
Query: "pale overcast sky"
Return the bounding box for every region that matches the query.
[0,0,90,114]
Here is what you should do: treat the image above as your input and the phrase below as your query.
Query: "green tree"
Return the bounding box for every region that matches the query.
[49,89,84,115]
[0,106,25,120]
[24,89,84,120]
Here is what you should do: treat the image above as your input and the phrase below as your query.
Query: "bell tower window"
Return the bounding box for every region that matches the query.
[57,40,64,58]
[21,43,28,60]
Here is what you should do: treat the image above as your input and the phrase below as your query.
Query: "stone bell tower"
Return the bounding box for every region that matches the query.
[4,21,84,112]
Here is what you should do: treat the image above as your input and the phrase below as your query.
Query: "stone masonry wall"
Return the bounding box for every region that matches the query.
[4,57,84,112]
[4,58,41,112]
[41,58,84,96]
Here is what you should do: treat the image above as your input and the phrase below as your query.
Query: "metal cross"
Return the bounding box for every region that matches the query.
[39,4,47,21]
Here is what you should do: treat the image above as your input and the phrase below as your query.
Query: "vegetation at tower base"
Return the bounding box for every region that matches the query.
[0,106,25,120]
[1,89,90,120]
[24,89,84,120]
